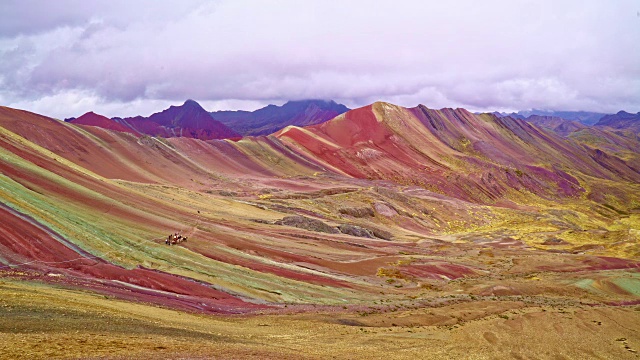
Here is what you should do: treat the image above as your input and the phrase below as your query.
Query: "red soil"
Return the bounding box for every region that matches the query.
[194,246,354,289]
[534,256,640,273]
[275,103,635,203]
[585,257,640,271]
[1,106,324,188]
[401,263,478,280]
[0,135,186,231]
[0,106,155,183]
[71,112,140,135]
[187,228,380,286]
[0,205,265,314]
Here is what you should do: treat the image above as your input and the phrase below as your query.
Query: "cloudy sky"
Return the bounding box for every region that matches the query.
[0,0,638,119]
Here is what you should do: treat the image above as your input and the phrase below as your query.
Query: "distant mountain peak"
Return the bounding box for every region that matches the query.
[613,110,638,118]
[77,111,106,119]
[595,111,640,133]
[284,99,336,105]
[71,100,240,140]
[183,99,203,108]
[135,100,239,139]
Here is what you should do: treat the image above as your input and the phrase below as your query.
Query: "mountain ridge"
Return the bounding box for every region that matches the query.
[275,102,640,204]
[115,99,240,140]
[495,109,607,125]
[71,111,140,135]
[69,99,348,140]
[595,111,640,133]
[212,99,349,136]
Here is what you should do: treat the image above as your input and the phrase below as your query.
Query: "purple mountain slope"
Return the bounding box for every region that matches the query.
[113,100,240,140]
[595,111,640,133]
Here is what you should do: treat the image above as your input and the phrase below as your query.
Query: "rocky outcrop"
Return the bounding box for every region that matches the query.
[275,216,339,234]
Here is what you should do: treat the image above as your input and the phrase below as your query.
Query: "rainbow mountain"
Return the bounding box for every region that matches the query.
[1,101,639,315]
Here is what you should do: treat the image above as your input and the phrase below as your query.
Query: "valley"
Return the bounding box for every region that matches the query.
[1,102,639,359]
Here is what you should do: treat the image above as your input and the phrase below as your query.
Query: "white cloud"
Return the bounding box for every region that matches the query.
[1,0,639,118]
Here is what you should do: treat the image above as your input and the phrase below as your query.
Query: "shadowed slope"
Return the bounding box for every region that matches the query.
[596,111,640,134]
[213,99,349,136]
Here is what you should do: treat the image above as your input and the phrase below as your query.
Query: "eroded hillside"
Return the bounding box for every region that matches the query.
[1,103,639,358]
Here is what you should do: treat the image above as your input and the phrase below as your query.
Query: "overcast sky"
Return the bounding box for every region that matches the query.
[0,0,638,119]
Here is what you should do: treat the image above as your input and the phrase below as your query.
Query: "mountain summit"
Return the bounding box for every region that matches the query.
[110,100,240,140]
[595,111,640,133]
[146,99,230,131]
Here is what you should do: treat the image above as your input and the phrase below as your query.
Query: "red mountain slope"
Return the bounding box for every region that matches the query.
[71,111,140,135]
[276,102,640,203]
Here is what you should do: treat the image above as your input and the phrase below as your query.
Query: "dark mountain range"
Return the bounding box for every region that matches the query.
[111,99,240,140]
[496,110,607,125]
[69,99,347,140]
[595,111,640,133]
[211,99,349,136]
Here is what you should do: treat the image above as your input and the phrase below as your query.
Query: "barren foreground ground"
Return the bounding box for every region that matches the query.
[1,280,639,359]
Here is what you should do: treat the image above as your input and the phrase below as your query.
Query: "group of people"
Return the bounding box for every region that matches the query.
[165,232,187,246]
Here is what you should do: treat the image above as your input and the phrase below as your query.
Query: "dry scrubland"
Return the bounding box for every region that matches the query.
[2,280,640,359]
[0,103,639,359]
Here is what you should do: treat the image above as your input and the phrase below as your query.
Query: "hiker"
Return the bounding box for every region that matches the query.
[164,232,189,246]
